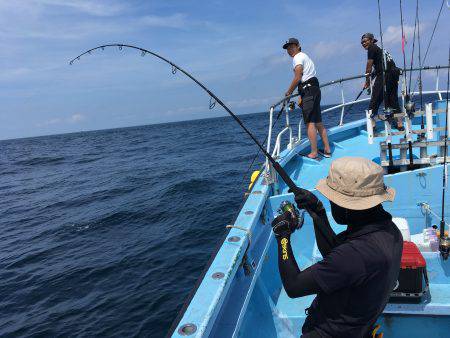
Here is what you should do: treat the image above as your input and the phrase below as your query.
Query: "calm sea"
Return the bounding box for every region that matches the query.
[0,103,366,337]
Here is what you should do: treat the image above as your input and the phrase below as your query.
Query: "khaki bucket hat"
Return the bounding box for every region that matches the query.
[316,157,395,210]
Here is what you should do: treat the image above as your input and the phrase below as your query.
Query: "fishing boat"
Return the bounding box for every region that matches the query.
[167,61,450,337]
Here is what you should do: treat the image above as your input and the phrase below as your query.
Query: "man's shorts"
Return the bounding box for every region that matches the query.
[301,85,322,124]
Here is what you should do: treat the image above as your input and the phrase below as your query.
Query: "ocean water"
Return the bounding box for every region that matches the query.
[0,105,364,337]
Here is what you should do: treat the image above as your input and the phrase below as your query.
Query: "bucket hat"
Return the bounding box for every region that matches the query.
[316,157,395,210]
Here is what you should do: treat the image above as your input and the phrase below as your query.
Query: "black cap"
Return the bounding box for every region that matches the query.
[361,33,378,43]
[283,38,300,49]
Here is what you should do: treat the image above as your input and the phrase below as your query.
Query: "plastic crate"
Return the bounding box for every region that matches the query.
[390,241,428,301]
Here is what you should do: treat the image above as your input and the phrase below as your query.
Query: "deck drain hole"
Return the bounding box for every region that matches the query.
[245,211,254,215]
[212,272,225,279]
[178,323,197,335]
[228,236,241,242]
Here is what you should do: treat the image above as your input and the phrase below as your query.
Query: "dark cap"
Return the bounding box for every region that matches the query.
[283,38,300,49]
[361,33,378,43]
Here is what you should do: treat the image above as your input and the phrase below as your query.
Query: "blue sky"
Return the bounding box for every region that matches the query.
[1,0,449,140]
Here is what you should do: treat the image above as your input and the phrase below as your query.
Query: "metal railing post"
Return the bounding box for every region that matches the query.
[436,68,442,100]
[285,106,293,149]
[265,107,274,174]
[339,83,345,125]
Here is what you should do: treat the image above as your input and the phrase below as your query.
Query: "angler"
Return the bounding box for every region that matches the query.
[272,157,403,338]
[361,33,404,131]
[283,38,331,159]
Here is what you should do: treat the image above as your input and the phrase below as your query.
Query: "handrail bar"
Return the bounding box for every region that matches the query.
[322,90,449,115]
[270,65,450,109]
[264,88,447,174]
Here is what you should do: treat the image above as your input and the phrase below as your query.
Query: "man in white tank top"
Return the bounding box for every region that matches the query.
[283,38,331,159]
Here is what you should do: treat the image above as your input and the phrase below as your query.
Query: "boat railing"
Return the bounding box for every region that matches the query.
[265,65,450,176]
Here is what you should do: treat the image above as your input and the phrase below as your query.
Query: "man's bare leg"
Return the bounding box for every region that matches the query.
[316,122,331,153]
[307,122,318,158]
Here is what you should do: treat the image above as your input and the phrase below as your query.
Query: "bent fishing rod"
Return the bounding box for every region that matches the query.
[69,44,299,192]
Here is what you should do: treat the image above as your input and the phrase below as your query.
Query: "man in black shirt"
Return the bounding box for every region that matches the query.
[272,157,403,337]
[361,33,403,130]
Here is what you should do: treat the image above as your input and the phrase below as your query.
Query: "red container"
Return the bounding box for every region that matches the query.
[401,241,426,269]
[391,241,428,300]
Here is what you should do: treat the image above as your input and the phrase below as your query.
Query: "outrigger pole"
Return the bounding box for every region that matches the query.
[69,44,300,192]
[439,46,450,260]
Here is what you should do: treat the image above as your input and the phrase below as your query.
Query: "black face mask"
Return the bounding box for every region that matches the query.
[330,201,388,226]
[330,201,349,225]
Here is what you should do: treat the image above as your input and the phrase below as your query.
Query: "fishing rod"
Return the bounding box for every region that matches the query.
[376,0,387,113]
[69,44,300,193]
[399,0,408,95]
[439,46,450,260]
[416,0,425,134]
[377,0,395,167]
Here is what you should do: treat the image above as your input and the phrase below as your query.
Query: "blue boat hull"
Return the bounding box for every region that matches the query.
[171,100,450,337]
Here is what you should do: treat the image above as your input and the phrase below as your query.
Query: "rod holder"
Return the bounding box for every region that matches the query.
[366,110,374,144]
[425,103,434,140]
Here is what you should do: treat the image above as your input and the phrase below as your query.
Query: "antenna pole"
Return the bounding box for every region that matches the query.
[439,46,450,260]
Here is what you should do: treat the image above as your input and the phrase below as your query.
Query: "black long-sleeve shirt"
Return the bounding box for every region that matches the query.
[275,204,403,337]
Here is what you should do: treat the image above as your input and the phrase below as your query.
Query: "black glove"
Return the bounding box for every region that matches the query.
[271,211,297,238]
[289,187,324,214]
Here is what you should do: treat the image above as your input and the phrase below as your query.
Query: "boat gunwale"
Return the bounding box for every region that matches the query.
[167,119,368,337]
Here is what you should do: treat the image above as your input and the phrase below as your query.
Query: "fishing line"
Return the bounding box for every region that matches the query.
[69,44,300,192]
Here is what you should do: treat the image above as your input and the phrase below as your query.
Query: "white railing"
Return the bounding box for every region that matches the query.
[264,65,450,175]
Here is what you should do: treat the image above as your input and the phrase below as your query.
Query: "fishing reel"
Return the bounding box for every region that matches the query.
[439,237,450,260]
[288,101,296,111]
[404,95,416,119]
[277,201,305,231]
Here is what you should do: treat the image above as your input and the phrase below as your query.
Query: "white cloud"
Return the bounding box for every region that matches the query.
[37,118,62,127]
[37,113,86,127]
[139,13,188,29]
[227,96,280,109]
[31,0,124,17]
[383,24,426,45]
[311,41,354,60]
[69,113,85,123]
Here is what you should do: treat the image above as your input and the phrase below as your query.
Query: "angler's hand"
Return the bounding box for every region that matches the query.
[271,211,297,238]
[289,187,324,214]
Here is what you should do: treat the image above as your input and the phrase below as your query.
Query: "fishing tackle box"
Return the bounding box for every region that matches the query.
[390,241,428,302]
